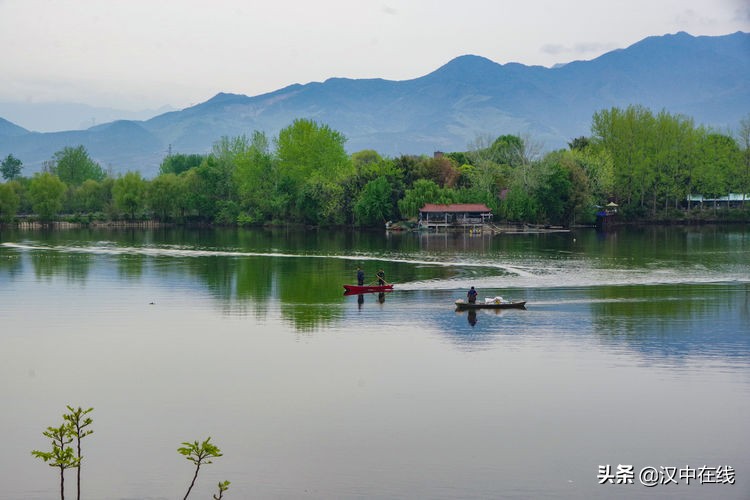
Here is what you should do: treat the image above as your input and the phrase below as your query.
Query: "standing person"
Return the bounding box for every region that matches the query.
[467,286,478,304]
[357,267,365,286]
[376,269,386,285]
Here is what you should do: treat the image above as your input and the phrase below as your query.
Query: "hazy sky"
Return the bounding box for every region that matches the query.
[1,0,748,111]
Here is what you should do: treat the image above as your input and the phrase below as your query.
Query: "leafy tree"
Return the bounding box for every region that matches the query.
[1,153,23,180]
[28,172,66,221]
[490,134,527,167]
[568,136,591,151]
[0,182,20,221]
[234,131,276,223]
[31,423,79,500]
[51,146,105,186]
[502,184,539,222]
[461,162,507,211]
[737,114,750,206]
[148,173,183,220]
[297,176,347,225]
[693,132,742,208]
[112,172,147,219]
[351,149,382,171]
[398,179,457,218]
[533,154,574,225]
[354,177,393,226]
[159,153,205,176]
[275,119,352,218]
[178,437,225,500]
[412,155,461,188]
[71,179,108,214]
[63,406,93,500]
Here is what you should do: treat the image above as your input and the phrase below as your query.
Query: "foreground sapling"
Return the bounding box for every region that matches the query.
[178,437,223,500]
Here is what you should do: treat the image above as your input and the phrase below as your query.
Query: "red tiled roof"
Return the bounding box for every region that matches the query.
[419,203,492,213]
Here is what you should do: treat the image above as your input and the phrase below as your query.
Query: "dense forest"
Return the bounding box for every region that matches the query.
[1,105,749,227]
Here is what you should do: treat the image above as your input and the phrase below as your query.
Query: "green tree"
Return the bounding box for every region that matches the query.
[28,172,66,221]
[234,131,276,223]
[490,134,527,167]
[737,114,750,206]
[693,132,742,208]
[1,153,23,180]
[71,179,108,214]
[398,179,457,218]
[148,173,183,220]
[112,172,147,219]
[63,406,93,500]
[159,153,205,176]
[275,119,352,219]
[533,154,574,225]
[178,437,225,500]
[32,423,79,500]
[568,136,591,151]
[354,177,393,226]
[0,182,20,221]
[461,162,507,212]
[297,176,347,225]
[51,146,105,186]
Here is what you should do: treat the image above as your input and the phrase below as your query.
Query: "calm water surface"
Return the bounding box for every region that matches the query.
[0,226,748,499]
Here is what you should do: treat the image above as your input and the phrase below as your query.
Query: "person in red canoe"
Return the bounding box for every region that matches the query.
[377,269,386,285]
[357,267,365,286]
[467,286,478,304]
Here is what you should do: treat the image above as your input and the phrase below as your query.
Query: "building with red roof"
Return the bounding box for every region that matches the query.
[418,203,493,229]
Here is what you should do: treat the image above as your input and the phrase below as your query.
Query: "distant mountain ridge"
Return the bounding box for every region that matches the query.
[1,31,748,178]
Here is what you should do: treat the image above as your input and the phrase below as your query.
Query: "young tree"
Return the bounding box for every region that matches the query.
[31,423,79,500]
[28,172,67,221]
[1,153,23,180]
[159,153,205,176]
[147,173,182,220]
[0,182,21,221]
[213,480,231,499]
[63,406,93,500]
[234,131,276,222]
[72,179,108,214]
[354,177,393,226]
[736,114,750,206]
[113,172,147,219]
[50,146,105,186]
[178,437,224,500]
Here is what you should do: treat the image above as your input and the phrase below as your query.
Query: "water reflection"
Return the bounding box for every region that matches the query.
[589,284,750,362]
[1,226,749,351]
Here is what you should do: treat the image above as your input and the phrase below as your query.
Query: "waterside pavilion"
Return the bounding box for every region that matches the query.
[418,203,493,230]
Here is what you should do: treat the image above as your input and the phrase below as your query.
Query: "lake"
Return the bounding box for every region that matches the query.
[1,225,748,499]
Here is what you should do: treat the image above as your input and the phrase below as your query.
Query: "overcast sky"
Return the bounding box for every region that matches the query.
[1,0,748,111]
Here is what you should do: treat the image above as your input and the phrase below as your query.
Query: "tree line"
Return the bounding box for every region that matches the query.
[1,107,749,227]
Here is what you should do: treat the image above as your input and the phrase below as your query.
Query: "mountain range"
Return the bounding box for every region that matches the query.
[1,31,748,178]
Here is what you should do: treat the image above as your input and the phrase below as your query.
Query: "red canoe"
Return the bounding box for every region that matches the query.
[343,284,394,294]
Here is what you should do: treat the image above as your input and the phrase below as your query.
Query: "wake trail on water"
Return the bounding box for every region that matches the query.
[3,242,747,289]
[0,242,524,271]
